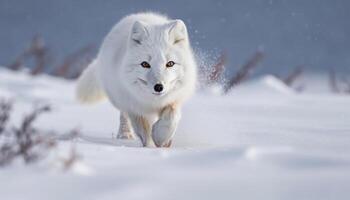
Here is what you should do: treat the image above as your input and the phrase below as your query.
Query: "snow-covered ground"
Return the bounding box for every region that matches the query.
[0,68,350,200]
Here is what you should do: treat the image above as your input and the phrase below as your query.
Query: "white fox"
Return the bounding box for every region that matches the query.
[76,12,197,147]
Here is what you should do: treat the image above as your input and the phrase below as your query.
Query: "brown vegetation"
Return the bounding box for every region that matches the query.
[7,35,95,79]
[0,100,79,167]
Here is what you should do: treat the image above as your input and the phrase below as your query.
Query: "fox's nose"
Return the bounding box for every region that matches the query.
[154,83,164,92]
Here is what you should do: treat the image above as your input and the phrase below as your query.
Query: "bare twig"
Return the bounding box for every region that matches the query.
[52,45,95,79]
[0,100,83,168]
[340,76,350,93]
[283,66,304,86]
[29,36,50,75]
[0,103,55,166]
[329,69,340,93]
[224,50,264,93]
[0,100,12,135]
[8,35,50,74]
[328,69,350,94]
[7,35,94,79]
[8,53,27,71]
[272,66,305,92]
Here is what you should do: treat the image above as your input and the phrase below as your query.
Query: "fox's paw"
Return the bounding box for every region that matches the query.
[163,140,172,148]
[117,131,135,140]
[152,106,180,147]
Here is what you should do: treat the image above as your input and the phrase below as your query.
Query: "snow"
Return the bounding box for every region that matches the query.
[1,68,350,200]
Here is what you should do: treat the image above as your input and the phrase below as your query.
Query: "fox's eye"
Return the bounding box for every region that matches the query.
[166,61,175,68]
[140,61,151,68]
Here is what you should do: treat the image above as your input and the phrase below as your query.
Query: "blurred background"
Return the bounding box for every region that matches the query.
[0,0,349,77]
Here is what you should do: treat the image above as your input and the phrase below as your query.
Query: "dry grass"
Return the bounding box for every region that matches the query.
[224,50,264,93]
[52,45,95,79]
[273,66,305,92]
[329,69,350,94]
[9,35,50,73]
[0,100,80,167]
[7,35,95,79]
[0,99,12,135]
[0,101,54,166]
[282,66,304,87]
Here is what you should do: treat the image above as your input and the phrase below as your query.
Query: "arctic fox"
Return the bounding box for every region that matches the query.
[76,12,197,147]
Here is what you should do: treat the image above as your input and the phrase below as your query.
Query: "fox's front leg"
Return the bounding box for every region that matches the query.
[152,106,181,148]
[128,113,154,147]
[117,112,135,139]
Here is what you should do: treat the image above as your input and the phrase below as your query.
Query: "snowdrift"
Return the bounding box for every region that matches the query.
[1,68,350,200]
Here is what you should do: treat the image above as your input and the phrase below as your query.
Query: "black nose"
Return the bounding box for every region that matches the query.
[154,84,164,92]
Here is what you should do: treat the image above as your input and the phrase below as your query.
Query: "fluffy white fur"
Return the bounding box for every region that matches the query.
[76,60,106,103]
[76,12,197,147]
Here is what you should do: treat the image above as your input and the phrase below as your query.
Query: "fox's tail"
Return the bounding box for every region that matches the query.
[76,60,106,103]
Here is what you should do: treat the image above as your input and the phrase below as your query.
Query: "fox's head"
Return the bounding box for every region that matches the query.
[123,19,196,103]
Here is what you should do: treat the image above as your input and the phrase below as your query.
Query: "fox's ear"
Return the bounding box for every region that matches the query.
[167,20,187,45]
[131,21,149,45]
